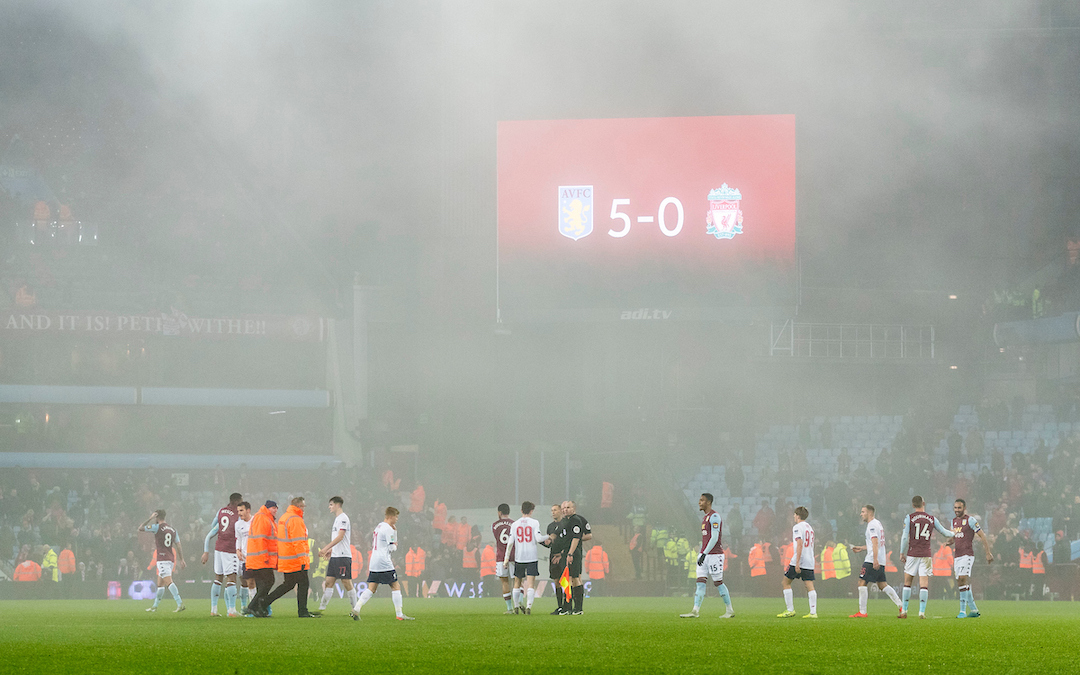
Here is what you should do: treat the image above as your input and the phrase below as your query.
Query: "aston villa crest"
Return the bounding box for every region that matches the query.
[559,185,593,241]
[706,184,743,240]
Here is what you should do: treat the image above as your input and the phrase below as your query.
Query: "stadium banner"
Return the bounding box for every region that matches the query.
[497,115,797,321]
[0,309,326,341]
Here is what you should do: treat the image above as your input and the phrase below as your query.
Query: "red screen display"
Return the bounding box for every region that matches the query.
[497,115,796,321]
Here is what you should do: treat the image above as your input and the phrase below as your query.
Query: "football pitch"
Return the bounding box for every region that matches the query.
[1,596,1075,674]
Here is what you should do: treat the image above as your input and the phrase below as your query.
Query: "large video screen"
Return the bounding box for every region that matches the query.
[497,115,796,321]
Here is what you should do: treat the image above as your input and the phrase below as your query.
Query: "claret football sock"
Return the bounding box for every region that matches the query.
[901,585,911,612]
[168,583,182,607]
[152,586,165,608]
[211,581,221,613]
[918,588,928,614]
[858,586,868,614]
[807,590,818,615]
[783,588,794,612]
[694,582,706,610]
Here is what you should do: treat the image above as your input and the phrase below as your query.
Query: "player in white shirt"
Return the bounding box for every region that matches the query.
[234,501,254,613]
[352,507,413,621]
[318,496,358,612]
[848,504,903,618]
[502,501,553,615]
[777,506,818,619]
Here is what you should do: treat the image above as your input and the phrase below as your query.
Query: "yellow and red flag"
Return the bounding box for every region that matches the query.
[559,566,572,601]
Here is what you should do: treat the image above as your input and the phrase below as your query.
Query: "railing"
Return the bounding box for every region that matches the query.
[770,321,935,359]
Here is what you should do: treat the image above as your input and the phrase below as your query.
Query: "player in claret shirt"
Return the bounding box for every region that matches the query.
[491,503,516,614]
[680,493,734,619]
[951,499,993,619]
[899,495,954,619]
[202,492,243,617]
[778,506,817,619]
[139,510,186,613]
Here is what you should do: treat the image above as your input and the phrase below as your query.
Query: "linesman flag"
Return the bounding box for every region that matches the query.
[559,566,572,601]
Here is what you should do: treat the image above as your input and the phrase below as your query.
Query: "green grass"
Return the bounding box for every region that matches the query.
[1,596,1076,674]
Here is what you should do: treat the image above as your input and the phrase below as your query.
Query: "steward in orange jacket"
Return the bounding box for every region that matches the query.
[350,545,363,580]
[243,500,280,616]
[59,547,77,579]
[480,545,497,577]
[749,541,772,577]
[585,544,610,579]
[932,543,953,578]
[13,559,42,581]
[885,551,898,573]
[259,497,317,617]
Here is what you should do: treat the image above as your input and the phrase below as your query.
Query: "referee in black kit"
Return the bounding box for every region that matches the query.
[545,503,567,615]
[560,500,591,615]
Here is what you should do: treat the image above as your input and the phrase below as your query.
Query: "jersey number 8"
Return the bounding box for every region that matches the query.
[163,532,173,548]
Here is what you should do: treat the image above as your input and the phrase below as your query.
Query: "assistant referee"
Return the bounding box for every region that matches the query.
[561,500,591,615]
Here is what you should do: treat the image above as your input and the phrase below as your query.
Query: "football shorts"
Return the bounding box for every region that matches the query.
[495,561,513,578]
[514,561,540,578]
[155,561,174,578]
[785,565,815,581]
[695,553,725,582]
[367,569,398,585]
[903,556,933,577]
[327,556,352,580]
[214,550,239,576]
[953,555,974,579]
[859,561,887,584]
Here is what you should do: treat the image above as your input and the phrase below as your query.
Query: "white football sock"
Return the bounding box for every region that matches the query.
[320,587,334,610]
[526,587,535,609]
[391,589,404,617]
[783,588,794,612]
[347,589,358,607]
[355,588,373,612]
[858,586,868,613]
[808,590,817,614]
[884,585,901,608]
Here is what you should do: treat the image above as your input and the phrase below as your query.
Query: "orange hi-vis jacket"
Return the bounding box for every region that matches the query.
[413,547,426,576]
[601,482,614,509]
[246,505,278,571]
[933,544,953,577]
[277,505,310,573]
[406,548,418,576]
[350,545,362,580]
[59,549,76,575]
[480,545,497,577]
[779,542,793,573]
[585,545,610,579]
[1032,550,1046,574]
[820,546,836,579]
[462,545,479,569]
[749,542,771,576]
[885,551,898,572]
[455,523,470,550]
[13,560,42,581]
[410,485,425,513]
[1019,548,1033,569]
[723,546,737,571]
[433,501,448,530]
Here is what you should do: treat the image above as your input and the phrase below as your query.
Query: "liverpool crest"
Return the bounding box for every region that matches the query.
[706,184,743,240]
